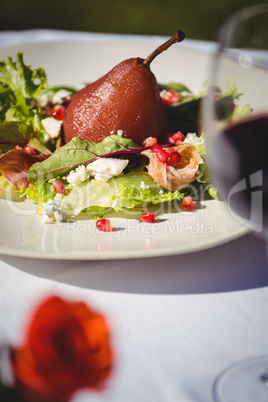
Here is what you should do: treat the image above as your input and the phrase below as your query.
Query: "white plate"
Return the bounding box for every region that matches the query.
[0,39,248,259]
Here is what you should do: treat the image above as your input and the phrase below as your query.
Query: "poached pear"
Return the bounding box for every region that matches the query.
[63,30,185,145]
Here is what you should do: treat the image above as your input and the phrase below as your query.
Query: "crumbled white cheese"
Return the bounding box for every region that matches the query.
[66,165,88,186]
[95,172,111,182]
[86,158,129,182]
[38,90,54,107]
[140,181,149,190]
[117,129,123,136]
[41,117,63,141]
[52,89,71,104]
[159,190,164,194]
[42,194,65,224]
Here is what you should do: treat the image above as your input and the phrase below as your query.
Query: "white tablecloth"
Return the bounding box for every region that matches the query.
[0,30,267,402]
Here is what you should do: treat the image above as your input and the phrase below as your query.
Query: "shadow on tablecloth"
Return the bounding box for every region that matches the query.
[1,233,267,295]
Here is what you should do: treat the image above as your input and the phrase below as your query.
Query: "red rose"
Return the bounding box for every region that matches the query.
[10,296,113,402]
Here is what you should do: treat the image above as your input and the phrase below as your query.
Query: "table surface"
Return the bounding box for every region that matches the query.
[0,29,268,402]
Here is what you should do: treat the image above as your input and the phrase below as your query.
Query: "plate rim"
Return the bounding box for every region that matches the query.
[0,226,249,260]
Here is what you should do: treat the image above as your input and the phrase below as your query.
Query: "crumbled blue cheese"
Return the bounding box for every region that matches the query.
[42,194,65,224]
[52,89,71,104]
[86,158,129,182]
[140,181,149,190]
[66,165,88,186]
[41,117,63,141]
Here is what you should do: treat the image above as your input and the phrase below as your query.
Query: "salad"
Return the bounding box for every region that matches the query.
[0,51,248,227]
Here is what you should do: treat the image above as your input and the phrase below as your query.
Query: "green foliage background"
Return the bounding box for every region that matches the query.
[1,0,268,41]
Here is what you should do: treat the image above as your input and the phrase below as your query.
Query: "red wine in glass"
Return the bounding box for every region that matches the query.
[210,113,268,239]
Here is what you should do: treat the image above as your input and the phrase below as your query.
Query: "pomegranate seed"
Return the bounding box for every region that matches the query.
[173,131,185,141]
[141,211,155,223]
[166,147,176,154]
[161,89,180,105]
[167,151,181,167]
[96,218,113,232]
[169,131,185,145]
[181,196,194,210]
[156,148,169,163]
[24,145,36,155]
[152,144,162,153]
[53,180,65,194]
[144,137,158,147]
[51,104,66,120]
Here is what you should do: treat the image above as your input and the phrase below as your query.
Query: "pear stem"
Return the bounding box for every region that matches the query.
[143,30,185,67]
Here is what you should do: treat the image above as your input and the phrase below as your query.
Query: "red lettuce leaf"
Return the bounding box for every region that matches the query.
[0,149,46,189]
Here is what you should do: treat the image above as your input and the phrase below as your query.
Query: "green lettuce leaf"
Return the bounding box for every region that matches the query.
[0,51,52,147]
[195,155,219,200]
[49,85,77,96]
[20,180,56,212]
[166,98,201,135]
[231,103,252,122]
[0,51,48,115]
[61,170,187,217]
[183,132,219,200]
[24,170,188,219]
[0,173,17,192]
[28,134,148,182]
[21,176,72,214]
[0,121,33,153]
[0,121,51,154]
[164,79,241,136]
[159,82,191,94]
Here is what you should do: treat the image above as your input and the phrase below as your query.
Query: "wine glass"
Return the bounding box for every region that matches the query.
[204,3,268,242]
[203,4,268,402]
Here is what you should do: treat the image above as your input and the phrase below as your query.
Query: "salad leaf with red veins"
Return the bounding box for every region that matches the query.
[28,134,150,183]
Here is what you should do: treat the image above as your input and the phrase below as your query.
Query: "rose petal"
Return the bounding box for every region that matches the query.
[11,296,113,401]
